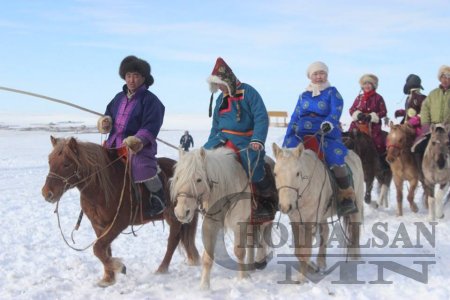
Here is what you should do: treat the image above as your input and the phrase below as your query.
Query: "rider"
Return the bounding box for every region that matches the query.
[412,65,450,156]
[97,55,166,217]
[348,73,388,156]
[204,57,277,221]
[283,61,358,216]
[394,74,426,129]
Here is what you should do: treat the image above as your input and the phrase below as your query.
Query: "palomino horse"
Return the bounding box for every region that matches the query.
[343,129,392,207]
[171,147,273,289]
[272,143,363,283]
[41,136,200,287]
[386,122,420,216]
[423,124,450,221]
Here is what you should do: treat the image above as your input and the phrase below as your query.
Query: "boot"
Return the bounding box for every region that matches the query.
[253,172,278,220]
[143,175,166,217]
[333,166,358,217]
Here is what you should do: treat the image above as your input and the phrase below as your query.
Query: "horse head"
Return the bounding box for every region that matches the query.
[272,143,305,214]
[171,147,211,223]
[386,122,415,164]
[41,136,81,203]
[426,124,450,170]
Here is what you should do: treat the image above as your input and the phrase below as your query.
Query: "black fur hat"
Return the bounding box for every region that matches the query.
[403,74,423,95]
[119,55,154,87]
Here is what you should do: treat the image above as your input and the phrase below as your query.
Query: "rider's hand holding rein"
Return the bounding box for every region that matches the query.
[123,136,143,154]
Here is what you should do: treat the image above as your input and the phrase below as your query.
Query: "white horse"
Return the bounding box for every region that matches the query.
[170,147,272,289]
[422,124,450,221]
[272,143,364,283]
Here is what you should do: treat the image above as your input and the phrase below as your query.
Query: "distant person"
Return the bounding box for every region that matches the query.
[283,61,357,216]
[179,130,194,151]
[394,74,426,127]
[348,74,388,156]
[97,55,166,216]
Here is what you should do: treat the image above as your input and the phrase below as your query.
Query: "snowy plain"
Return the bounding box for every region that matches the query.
[1,115,449,300]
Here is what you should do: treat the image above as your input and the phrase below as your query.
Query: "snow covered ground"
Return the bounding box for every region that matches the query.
[1,120,449,300]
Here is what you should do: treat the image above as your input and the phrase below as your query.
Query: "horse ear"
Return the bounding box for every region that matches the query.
[200,147,206,160]
[179,147,185,158]
[389,120,394,129]
[50,135,58,147]
[272,143,281,159]
[430,123,436,132]
[293,143,304,158]
[68,137,79,155]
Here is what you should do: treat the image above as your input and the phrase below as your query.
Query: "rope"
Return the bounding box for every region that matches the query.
[0,85,179,150]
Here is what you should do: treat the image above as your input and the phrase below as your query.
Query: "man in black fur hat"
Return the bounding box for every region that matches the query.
[97,55,166,217]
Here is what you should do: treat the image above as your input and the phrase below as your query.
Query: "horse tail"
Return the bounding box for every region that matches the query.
[179,211,200,265]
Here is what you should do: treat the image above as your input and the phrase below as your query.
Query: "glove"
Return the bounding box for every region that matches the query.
[97,116,112,134]
[123,136,143,153]
[394,109,405,118]
[407,108,417,117]
[357,113,365,121]
[365,114,372,123]
[320,122,333,134]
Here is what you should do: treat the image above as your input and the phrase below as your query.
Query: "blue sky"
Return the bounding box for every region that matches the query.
[0,0,448,125]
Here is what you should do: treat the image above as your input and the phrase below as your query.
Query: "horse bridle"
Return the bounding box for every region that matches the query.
[46,168,81,193]
[175,191,207,215]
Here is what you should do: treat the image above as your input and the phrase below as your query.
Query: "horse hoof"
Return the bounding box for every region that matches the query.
[364,195,371,204]
[410,203,419,213]
[438,213,445,219]
[121,266,127,275]
[370,202,379,209]
[155,266,169,274]
[97,278,116,287]
[255,260,267,270]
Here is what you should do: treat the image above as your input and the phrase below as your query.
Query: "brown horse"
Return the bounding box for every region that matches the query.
[343,129,392,207]
[386,122,420,216]
[41,136,200,287]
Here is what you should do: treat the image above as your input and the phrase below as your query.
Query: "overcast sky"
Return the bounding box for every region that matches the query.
[0,0,448,125]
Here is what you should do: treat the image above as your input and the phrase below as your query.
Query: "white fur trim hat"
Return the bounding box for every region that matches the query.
[438,65,450,80]
[359,73,379,89]
[306,61,328,79]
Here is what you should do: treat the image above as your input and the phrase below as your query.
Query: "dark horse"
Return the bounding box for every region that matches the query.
[343,129,392,207]
[41,136,200,287]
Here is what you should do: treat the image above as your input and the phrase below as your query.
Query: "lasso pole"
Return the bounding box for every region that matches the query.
[0,85,179,150]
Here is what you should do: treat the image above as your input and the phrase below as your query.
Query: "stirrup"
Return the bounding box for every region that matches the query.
[337,199,358,217]
[148,193,165,216]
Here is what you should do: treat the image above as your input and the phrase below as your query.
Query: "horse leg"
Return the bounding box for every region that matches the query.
[244,224,256,271]
[317,223,329,272]
[199,225,219,290]
[346,217,362,259]
[379,183,389,208]
[407,179,419,213]
[365,179,373,205]
[234,227,249,280]
[434,183,448,220]
[183,213,200,266]
[255,222,272,270]
[294,224,313,284]
[92,228,125,287]
[155,219,181,274]
[393,175,404,216]
[428,195,436,221]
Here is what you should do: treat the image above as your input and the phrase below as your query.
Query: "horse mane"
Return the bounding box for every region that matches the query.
[52,138,117,203]
[171,147,249,207]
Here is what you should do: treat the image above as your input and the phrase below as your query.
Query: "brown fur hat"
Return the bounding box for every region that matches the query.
[119,55,154,87]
